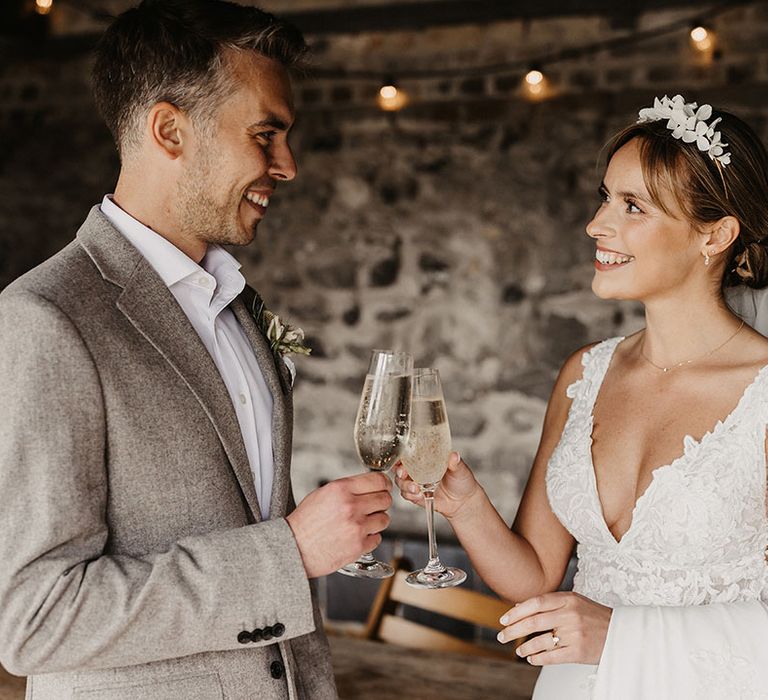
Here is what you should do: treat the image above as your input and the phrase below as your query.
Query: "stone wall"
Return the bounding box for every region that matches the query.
[2,2,768,541]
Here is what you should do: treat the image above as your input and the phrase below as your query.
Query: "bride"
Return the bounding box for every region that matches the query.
[396,95,768,699]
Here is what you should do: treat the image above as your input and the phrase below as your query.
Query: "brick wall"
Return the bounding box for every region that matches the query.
[1,2,767,539]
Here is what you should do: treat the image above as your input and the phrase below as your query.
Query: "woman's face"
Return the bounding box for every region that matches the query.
[586,138,705,302]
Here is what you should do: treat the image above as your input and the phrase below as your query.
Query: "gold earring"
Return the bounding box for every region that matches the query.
[704,249,711,266]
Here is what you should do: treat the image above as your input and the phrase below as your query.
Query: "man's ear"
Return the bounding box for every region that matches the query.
[704,216,741,257]
[146,102,188,159]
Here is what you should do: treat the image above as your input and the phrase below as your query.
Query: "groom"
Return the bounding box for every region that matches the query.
[0,1,393,698]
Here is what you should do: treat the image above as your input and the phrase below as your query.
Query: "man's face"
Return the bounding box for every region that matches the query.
[176,51,297,249]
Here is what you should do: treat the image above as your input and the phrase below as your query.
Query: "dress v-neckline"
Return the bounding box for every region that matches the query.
[585,338,768,546]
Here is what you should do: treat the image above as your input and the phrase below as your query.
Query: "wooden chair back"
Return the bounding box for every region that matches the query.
[364,559,516,660]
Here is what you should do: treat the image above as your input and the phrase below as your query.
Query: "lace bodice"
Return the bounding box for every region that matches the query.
[546,337,768,608]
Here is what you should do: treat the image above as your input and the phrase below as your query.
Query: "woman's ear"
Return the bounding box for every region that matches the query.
[703,216,741,257]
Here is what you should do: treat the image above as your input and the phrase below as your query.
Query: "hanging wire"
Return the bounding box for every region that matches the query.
[40,0,755,80]
[54,0,116,22]
[306,1,751,80]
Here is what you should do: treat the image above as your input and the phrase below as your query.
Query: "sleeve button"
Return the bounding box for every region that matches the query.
[272,623,285,637]
[251,628,263,643]
[270,660,284,679]
[261,625,273,641]
[237,630,252,644]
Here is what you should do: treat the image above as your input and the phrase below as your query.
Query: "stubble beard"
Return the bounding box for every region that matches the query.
[176,147,255,250]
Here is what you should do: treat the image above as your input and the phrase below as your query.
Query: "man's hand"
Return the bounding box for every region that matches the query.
[286,472,393,578]
[497,591,612,666]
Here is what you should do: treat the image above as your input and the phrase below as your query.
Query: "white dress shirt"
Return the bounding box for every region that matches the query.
[100,195,274,519]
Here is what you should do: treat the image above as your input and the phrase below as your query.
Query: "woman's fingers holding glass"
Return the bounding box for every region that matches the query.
[446,451,463,471]
[395,467,425,505]
[395,465,419,491]
[441,452,478,489]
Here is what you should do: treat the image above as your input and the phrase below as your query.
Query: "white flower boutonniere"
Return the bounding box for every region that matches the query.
[250,297,312,359]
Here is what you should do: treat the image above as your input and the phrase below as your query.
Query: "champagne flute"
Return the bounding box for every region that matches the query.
[338,349,413,579]
[401,368,466,589]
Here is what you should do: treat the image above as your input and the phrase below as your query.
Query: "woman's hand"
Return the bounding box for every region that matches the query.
[394,452,482,521]
[497,591,612,666]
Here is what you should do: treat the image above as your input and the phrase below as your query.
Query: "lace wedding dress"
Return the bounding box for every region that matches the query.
[535,337,768,699]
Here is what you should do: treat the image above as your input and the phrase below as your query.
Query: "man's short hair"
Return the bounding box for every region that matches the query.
[92,0,307,159]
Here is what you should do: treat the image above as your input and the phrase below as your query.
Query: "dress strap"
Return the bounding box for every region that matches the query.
[727,362,768,430]
[565,337,624,407]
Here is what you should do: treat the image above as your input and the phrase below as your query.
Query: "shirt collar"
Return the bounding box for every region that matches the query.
[201,244,244,283]
[101,196,248,310]
[197,246,246,303]
[100,194,204,288]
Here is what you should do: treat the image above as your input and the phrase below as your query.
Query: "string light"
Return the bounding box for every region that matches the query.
[377,82,408,112]
[522,67,548,100]
[690,24,714,52]
[524,69,544,87]
[302,1,744,85]
[380,85,398,99]
[32,0,746,111]
[690,26,709,43]
[35,0,54,15]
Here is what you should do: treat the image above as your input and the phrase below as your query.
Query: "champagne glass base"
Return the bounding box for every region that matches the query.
[405,566,467,589]
[337,560,395,579]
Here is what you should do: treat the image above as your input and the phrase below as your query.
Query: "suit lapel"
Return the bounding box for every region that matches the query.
[231,290,294,520]
[77,207,263,522]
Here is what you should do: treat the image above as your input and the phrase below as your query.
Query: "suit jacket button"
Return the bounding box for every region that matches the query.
[262,625,273,641]
[251,628,263,643]
[237,630,252,644]
[270,660,284,679]
[273,623,285,637]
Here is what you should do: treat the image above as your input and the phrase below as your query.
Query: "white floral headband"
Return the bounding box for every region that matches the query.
[637,94,731,167]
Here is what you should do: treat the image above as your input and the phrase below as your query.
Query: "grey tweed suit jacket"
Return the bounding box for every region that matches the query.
[0,207,338,699]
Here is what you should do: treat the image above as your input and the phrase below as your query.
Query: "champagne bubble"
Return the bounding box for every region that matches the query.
[401,398,452,485]
[354,374,411,471]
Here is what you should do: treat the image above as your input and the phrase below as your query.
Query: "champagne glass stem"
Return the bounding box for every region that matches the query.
[357,551,377,566]
[422,490,446,575]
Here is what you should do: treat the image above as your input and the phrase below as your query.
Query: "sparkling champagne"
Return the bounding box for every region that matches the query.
[402,367,466,589]
[354,373,411,472]
[401,397,452,486]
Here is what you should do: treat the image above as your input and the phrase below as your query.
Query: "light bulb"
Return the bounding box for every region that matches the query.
[525,70,544,86]
[690,26,709,43]
[690,25,714,53]
[377,83,407,112]
[522,69,549,101]
[35,0,53,14]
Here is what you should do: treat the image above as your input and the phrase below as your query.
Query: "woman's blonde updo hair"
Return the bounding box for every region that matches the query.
[606,107,768,289]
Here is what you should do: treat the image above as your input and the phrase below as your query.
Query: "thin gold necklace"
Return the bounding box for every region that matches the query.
[640,321,745,373]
